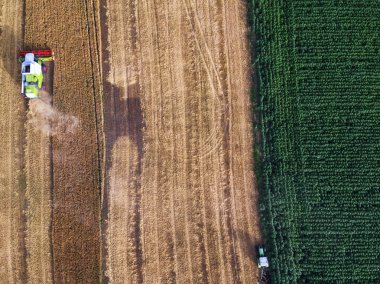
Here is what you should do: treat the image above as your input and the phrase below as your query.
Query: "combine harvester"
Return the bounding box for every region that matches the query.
[257,245,270,284]
[19,50,54,99]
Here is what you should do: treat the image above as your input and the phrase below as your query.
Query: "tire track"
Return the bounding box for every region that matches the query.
[181,0,226,158]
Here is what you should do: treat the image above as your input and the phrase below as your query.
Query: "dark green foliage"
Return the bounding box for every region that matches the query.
[251,0,380,283]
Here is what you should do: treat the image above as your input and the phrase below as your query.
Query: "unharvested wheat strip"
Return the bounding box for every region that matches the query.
[25,124,52,283]
[0,1,25,282]
[0,76,22,284]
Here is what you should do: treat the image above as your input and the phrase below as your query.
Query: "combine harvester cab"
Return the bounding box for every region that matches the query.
[19,50,54,99]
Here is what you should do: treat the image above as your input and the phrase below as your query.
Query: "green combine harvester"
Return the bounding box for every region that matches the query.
[19,50,54,99]
[258,245,269,283]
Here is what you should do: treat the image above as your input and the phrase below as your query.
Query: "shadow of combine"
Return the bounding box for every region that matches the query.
[104,82,144,161]
[99,1,145,281]
[102,77,145,284]
[237,230,258,263]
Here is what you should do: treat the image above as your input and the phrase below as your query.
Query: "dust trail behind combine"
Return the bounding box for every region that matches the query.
[27,91,79,136]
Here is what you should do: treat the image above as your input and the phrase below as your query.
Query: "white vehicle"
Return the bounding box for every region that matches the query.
[19,50,54,99]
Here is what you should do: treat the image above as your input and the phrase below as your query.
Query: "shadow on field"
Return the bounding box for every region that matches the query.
[104,82,144,160]
[99,1,145,281]
[237,230,258,263]
[102,77,145,283]
[0,25,18,83]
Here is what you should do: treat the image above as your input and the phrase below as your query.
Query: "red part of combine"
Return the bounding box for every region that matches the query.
[19,50,54,57]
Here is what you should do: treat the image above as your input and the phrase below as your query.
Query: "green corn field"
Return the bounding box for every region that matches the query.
[251,0,380,282]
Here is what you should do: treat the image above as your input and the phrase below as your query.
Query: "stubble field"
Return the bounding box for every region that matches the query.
[0,0,260,283]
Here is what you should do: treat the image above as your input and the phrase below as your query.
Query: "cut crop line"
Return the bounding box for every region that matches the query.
[6,92,13,284]
[83,0,102,200]
[197,79,212,284]
[222,1,242,281]
[165,2,179,280]
[150,0,164,280]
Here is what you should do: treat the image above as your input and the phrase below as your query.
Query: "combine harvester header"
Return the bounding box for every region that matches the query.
[19,50,54,99]
[18,50,54,61]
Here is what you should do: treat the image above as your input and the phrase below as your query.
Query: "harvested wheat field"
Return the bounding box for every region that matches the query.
[0,0,260,283]
[102,0,261,283]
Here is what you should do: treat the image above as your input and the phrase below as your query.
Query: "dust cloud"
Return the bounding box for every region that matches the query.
[27,90,79,136]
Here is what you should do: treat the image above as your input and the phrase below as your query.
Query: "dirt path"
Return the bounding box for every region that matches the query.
[24,0,103,282]
[0,1,27,283]
[102,0,261,283]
